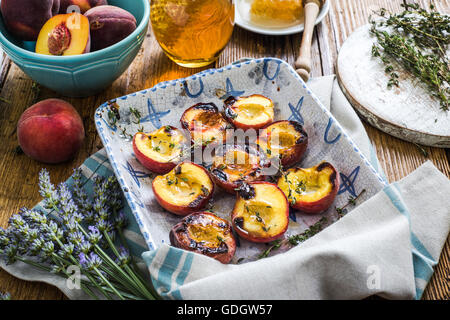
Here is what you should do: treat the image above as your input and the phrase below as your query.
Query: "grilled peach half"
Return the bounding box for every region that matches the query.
[180,103,232,147]
[224,95,274,130]
[277,162,340,214]
[231,182,289,243]
[152,162,214,216]
[170,212,236,264]
[210,145,266,194]
[133,126,187,174]
[257,120,308,168]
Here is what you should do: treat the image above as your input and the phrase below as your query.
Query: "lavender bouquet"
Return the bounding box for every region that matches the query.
[0,169,159,300]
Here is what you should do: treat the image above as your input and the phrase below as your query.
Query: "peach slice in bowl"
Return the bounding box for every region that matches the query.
[133,126,187,174]
[36,12,91,56]
[257,120,308,168]
[210,144,267,194]
[170,212,237,264]
[231,182,289,243]
[277,162,340,214]
[152,162,214,216]
[224,94,274,130]
[180,102,232,147]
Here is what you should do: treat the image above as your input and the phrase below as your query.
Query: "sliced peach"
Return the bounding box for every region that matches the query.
[277,162,340,214]
[152,162,214,216]
[170,212,236,264]
[133,126,187,174]
[210,145,266,194]
[36,13,91,56]
[231,182,289,243]
[224,95,274,130]
[180,103,232,147]
[257,120,308,168]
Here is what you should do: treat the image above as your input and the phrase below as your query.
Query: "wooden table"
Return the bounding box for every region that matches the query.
[0,0,448,300]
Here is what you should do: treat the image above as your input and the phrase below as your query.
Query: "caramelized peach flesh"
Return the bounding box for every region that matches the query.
[277,162,340,214]
[257,120,308,168]
[224,95,274,130]
[231,182,289,243]
[133,126,187,174]
[36,13,91,56]
[170,212,237,264]
[152,162,214,216]
[180,103,232,147]
[211,145,266,194]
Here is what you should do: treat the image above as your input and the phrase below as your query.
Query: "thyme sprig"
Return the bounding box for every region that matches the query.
[370,2,449,111]
[258,217,327,259]
[335,189,367,218]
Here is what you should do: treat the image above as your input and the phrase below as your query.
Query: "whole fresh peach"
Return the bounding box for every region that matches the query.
[17,99,85,164]
[59,0,107,14]
[0,0,60,41]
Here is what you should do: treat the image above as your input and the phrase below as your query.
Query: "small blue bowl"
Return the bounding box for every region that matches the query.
[0,0,150,97]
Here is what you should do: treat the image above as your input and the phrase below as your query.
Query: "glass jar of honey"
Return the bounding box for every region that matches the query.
[151,0,235,68]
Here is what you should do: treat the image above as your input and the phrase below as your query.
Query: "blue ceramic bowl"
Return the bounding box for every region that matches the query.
[0,0,150,97]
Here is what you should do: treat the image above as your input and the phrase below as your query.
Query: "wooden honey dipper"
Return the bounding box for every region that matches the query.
[295,0,325,82]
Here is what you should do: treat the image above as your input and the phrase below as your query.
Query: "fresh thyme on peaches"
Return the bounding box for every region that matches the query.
[277,162,340,214]
[224,95,274,130]
[180,103,232,147]
[170,212,237,264]
[257,120,308,168]
[133,126,187,174]
[231,182,289,243]
[152,162,214,216]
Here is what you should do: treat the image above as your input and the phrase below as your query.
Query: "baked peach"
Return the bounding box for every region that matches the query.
[133,126,187,174]
[152,162,214,216]
[257,120,308,168]
[210,145,266,194]
[36,13,91,56]
[85,5,137,51]
[231,182,289,243]
[181,103,232,147]
[170,212,236,264]
[60,0,107,14]
[224,95,274,130]
[277,162,340,214]
[1,0,60,41]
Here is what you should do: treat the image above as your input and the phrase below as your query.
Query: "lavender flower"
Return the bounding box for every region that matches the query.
[0,169,157,300]
[87,226,102,245]
[114,211,128,229]
[0,291,11,300]
[116,246,131,267]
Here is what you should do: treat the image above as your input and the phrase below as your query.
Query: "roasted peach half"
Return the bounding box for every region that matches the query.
[180,103,232,147]
[210,145,266,194]
[170,212,236,264]
[224,95,274,130]
[277,162,340,214]
[133,126,187,174]
[152,162,214,216]
[231,182,289,243]
[257,120,308,168]
[36,13,91,56]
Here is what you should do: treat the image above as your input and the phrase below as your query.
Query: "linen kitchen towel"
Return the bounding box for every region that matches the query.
[1,76,449,300]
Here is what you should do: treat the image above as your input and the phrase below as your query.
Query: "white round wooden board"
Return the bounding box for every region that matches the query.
[337,24,450,148]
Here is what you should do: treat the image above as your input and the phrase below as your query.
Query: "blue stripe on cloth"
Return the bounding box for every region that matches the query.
[383,184,437,299]
[171,252,194,300]
[156,248,184,298]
